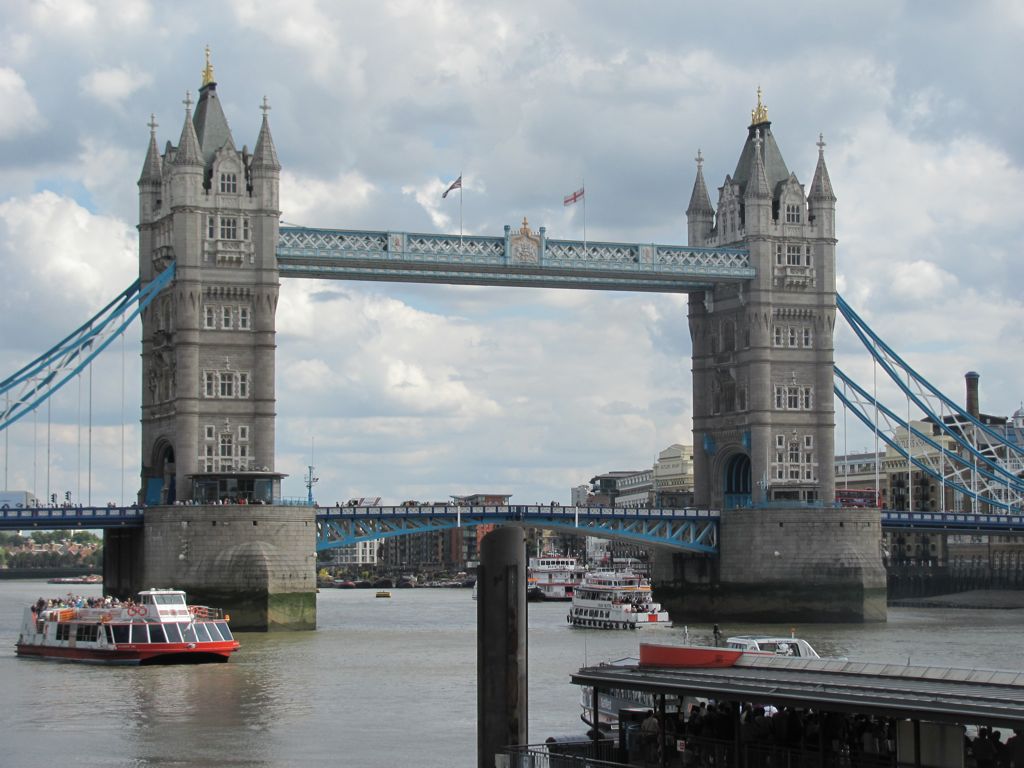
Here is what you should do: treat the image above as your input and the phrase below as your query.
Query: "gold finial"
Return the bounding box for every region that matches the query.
[201,45,215,87]
[751,86,769,125]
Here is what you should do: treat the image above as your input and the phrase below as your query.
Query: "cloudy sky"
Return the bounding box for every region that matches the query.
[1,0,1022,506]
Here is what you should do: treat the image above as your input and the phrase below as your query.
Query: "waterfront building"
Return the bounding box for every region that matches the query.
[653,443,695,507]
[614,469,653,508]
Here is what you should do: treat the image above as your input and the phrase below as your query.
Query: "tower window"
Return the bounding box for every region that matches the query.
[773,326,783,346]
[220,217,238,240]
[222,307,232,329]
[220,173,238,194]
[219,373,234,398]
[802,387,813,409]
[243,217,250,241]
[204,306,216,329]
[775,244,783,266]
[238,307,250,330]
[204,372,216,398]
[786,244,802,266]
[207,215,216,239]
[239,426,249,441]
[787,386,800,410]
[785,204,801,223]
[805,245,812,266]
[238,373,249,398]
[802,328,812,347]
[788,327,797,347]
[219,434,233,458]
[205,425,215,440]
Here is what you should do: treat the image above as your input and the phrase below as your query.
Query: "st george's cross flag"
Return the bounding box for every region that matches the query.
[563,187,585,206]
[442,175,462,198]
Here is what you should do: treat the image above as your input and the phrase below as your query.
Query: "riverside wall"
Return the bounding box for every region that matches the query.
[104,505,317,631]
[653,507,887,623]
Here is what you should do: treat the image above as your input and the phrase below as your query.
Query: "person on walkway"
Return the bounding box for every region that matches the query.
[712,624,722,646]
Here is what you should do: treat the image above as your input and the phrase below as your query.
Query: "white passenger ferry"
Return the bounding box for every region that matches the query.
[567,570,670,629]
[16,588,240,665]
[528,555,587,601]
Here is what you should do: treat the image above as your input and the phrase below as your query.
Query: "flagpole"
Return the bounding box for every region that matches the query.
[459,169,463,243]
[582,177,587,258]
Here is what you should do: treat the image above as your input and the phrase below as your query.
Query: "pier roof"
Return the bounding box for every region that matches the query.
[572,653,1024,729]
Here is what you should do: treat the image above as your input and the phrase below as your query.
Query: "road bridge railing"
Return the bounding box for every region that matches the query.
[881,510,1024,532]
[0,505,144,530]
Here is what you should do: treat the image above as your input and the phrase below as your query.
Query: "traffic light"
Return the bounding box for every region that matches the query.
[65,491,71,502]
[50,493,57,504]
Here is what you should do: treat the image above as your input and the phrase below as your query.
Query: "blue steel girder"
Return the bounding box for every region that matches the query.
[315,505,720,553]
[277,226,754,293]
[0,505,144,530]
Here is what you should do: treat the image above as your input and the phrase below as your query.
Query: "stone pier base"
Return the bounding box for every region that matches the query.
[654,507,887,623]
[105,505,317,631]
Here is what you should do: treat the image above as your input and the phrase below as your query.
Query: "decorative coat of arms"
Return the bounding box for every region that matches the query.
[509,217,540,265]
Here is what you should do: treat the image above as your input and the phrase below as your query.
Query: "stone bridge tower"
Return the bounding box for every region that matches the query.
[137,52,282,505]
[687,90,837,510]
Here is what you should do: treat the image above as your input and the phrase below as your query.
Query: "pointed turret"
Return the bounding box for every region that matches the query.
[192,47,236,165]
[139,114,163,184]
[174,92,203,168]
[809,133,836,202]
[731,88,791,198]
[808,133,836,238]
[686,149,714,245]
[744,129,772,234]
[251,97,281,172]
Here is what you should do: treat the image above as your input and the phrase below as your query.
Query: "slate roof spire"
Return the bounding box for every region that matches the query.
[139,113,163,183]
[192,47,236,164]
[809,133,836,202]
[687,149,714,216]
[174,91,203,167]
[251,96,281,172]
[745,129,771,200]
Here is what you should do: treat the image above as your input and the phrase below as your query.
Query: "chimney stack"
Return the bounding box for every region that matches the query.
[965,371,980,418]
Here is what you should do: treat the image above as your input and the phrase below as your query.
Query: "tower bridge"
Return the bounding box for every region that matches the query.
[26,62,1003,628]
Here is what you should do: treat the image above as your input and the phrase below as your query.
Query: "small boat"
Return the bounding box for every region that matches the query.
[16,588,239,665]
[582,635,823,731]
[375,590,392,599]
[47,574,102,585]
[567,570,670,629]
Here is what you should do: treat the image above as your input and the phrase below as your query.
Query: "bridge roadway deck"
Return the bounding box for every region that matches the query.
[4,505,1023,540]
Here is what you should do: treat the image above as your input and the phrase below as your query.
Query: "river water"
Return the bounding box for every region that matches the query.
[2,580,1023,767]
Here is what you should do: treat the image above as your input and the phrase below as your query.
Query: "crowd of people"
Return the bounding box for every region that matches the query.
[30,594,129,613]
[628,699,1024,767]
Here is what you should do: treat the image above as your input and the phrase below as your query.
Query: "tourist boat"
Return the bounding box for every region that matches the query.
[47,574,102,585]
[528,554,587,601]
[567,570,670,629]
[16,588,239,665]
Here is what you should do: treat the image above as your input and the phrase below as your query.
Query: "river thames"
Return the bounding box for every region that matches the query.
[2,579,1023,767]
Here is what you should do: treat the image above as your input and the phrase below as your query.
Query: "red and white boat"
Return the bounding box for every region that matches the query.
[16,588,240,665]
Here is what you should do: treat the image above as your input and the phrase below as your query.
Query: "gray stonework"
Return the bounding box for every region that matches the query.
[653,507,888,622]
[138,72,280,506]
[140,505,317,631]
[687,96,837,509]
[128,62,312,630]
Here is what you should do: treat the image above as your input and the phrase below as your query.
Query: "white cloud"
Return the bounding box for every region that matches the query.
[80,66,154,107]
[280,169,376,226]
[0,68,44,139]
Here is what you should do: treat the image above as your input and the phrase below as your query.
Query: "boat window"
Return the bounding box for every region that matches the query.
[164,623,183,643]
[182,624,198,642]
[130,624,150,644]
[105,625,115,643]
[215,622,233,641]
[112,624,130,644]
[149,624,168,643]
[154,594,186,606]
[75,624,99,642]
[56,624,71,641]
[141,594,154,605]
[194,623,212,642]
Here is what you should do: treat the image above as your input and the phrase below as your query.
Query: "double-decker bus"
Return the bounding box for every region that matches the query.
[835,488,882,508]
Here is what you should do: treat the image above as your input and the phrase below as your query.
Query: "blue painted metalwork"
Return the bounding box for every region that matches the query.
[276,226,754,292]
[881,511,1024,533]
[834,370,1018,513]
[838,294,1024,469]
[0,263,176,431]
[315,505,720,553]
[0,505,144,531]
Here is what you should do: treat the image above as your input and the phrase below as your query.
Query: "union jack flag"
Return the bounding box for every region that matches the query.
[442,175,462,198]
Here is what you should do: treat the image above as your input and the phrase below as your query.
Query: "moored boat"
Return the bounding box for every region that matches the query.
[16,588,239,665]
[567,570,670,629]
[528,554,587,601]
[375,590,392,599]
